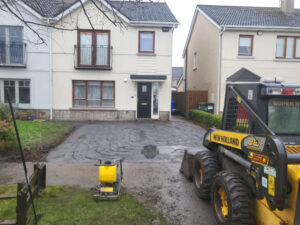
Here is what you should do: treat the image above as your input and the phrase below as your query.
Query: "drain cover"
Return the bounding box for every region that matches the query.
[141,145,159,159]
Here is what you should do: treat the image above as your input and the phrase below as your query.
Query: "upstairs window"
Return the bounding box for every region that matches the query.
[0,27,24,65]
[78,30,110,67]
[139,31,155,53]
[238,35,253,56]
[276,36,300,59]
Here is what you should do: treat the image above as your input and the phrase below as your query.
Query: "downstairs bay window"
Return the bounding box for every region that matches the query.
[73,81,115,108]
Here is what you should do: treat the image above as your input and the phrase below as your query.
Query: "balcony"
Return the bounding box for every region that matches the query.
[0,43,27,67]
[74,45,112,70]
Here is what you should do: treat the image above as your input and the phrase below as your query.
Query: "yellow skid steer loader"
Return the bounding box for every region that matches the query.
[181,78,300,225]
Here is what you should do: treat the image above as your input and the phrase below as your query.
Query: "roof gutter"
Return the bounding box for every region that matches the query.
[130,21,179,28]
[222,25,300,32]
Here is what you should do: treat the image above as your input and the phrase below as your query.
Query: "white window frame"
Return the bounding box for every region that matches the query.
[0,79,31,108]
[193,52,198,70]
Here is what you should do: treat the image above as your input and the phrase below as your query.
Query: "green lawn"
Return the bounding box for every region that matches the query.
[0,185,168,225]
[16,121,73,150]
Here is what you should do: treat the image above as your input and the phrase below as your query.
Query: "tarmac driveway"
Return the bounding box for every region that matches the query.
[46,117,206,163]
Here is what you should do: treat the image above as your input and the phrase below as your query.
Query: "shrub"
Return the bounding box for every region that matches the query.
[189,109,222,129]
[0,103,15,151]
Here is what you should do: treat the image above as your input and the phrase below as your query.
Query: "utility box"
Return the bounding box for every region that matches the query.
[197,102,214,114]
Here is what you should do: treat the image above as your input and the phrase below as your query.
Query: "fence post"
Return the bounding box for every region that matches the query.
[16,183,27,225]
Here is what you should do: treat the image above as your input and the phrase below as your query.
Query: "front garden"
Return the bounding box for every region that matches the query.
[0,185,168,225]
[0,103,73,161]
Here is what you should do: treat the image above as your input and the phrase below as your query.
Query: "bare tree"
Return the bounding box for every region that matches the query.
[0,0,161,44]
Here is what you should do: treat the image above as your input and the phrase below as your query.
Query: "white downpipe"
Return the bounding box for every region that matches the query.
[47,20,53,120]
[217,27,225,115]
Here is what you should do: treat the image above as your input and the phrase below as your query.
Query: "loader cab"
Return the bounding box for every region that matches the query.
[223,80,300,145]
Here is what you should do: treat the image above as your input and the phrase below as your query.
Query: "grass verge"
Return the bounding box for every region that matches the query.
[0,121,73,161]
[16,121,73,150]
[0,185,168,225]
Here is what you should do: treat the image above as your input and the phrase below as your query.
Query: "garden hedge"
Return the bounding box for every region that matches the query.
[189,109,222,129]
[0,103,15,151]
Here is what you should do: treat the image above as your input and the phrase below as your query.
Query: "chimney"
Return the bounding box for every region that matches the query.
[281,0,295,13]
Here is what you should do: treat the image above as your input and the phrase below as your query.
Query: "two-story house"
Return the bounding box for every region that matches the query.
[0,0,53,119]
[1,0,178,121]
[48,0,178,121]
[183,0,300,115]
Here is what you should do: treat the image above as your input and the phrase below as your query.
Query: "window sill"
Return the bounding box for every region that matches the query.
[0,64,26,68]
[236,56,256,59]
[74,66,112,70]
[137,53,157,56]
[274,58,300,62]
[70,107,117,111]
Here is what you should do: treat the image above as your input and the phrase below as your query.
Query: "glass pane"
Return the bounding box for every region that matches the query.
[74,82,85,99]
[296,39,300,58]
[140,33,154,52]
[4,80,15,103]
[153,82,158,115]
[102,82,114,100]
[74,100,86,107]
[102,101,114,107]
[286,37,294,58]
[276,38,285,58]
[96,33,109,66]
[268,98,300,134]
[0,27,6,64]
[19,84,30,104]
[88,81,100,107]
[80,32,92,65]
[239,37,252,55]
[9,27,23,64]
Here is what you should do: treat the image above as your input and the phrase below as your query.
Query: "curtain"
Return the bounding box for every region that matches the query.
[96,33,109,66]
[88,81,101,107]
[276,38,285,58]
[102,82,114,107]
[74,82,86,106]
[80,33,92,65]
[140,33,153,52]
[239,37,251,55]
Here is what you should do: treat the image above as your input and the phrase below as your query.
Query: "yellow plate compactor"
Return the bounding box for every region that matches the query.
[93,159,123,201]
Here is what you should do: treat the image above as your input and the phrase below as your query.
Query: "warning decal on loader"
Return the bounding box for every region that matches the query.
[207,130,248,150]
[268,176,275,197]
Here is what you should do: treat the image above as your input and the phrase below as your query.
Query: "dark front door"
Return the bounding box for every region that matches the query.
[137,82,152,118]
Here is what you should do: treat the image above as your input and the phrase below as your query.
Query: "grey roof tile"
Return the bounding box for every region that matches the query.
[227,68,261,82]
[20,0,178,23]
[110,1,178,23]
[172,67,184,83]
[198,5,300,28]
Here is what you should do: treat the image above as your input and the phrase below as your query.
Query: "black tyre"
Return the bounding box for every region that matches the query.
[193,149,220,199]
[211,172,255,225]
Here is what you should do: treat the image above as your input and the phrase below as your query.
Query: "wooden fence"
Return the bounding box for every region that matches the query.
[172,91,208,116]
[0,164,46,225]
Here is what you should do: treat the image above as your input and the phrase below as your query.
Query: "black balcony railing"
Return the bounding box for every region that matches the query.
[0,43,27,66]
[74,45,112,69]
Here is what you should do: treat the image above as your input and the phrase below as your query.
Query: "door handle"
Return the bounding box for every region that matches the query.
[141,103,148,106]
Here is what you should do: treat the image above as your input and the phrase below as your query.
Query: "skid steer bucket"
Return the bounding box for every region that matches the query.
[180,150,195,180]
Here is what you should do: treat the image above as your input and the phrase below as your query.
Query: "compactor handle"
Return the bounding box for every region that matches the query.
[287,154,300,164]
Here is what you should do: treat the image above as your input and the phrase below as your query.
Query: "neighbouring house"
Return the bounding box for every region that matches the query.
[0,1,53,119]
[48,0,178,121]
[172,67,184,91]
[183,0,300,115]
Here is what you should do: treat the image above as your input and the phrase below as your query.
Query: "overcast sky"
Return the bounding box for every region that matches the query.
[165,0,300,67]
